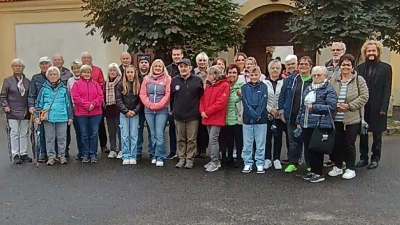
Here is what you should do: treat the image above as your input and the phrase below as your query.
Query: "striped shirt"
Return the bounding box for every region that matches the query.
[334,80,349,122]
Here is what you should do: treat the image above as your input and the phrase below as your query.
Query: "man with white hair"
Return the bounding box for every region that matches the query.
[119,52,132,74]
[52,54,73,86]
[282,55,298,79]
[325,42,346,79]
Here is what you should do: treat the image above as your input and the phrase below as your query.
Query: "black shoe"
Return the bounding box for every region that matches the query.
[90,157,98,163]
[75,153,83,160]
[356,160,369,168]
[234,160,243,168]
[13,155,21,164]
[323,161,335,168]
[65,149,70,158]
[167,152,177,159]
[21,155,32,163]
[137,154,142,160]
[224,158,234,165]
[367,161,378,169]
[82,157,90,163]
[101,146,110,153]
[281,159,290,165]
[302,172,313,181]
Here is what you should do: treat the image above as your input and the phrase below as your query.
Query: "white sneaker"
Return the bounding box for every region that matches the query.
[342,169,356,180]
[156,161,164,167]
[116,151,122,159]
[122,159,130,165]
[328,166,343,177]
[129,159,137,165]
[108,151,117,159]
[242,165,252,173]
[151,159,156,164]
[256,165,265,174]
[273,160,282,170]
[264,159,272,169]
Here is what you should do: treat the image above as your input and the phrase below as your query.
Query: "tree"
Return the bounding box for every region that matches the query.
[82,0,246,63]
[286,0,400,62]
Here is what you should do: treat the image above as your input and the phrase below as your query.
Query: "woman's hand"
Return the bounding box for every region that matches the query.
[236,89,242,97]
[271,108,278,117]
[307,104,313,111]
[296,124,301,129]
[68,119,73,125]
[35,118,41,124]
[88,104,94,111]
[201,112,208,118]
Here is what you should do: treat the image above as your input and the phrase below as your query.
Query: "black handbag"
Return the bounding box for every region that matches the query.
[309,110,336,154]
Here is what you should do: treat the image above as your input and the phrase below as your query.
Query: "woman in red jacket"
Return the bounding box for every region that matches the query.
[200,65,230,172]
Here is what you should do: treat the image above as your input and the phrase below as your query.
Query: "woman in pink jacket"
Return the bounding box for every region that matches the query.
[139,59,171,167]
[71,65,104,163]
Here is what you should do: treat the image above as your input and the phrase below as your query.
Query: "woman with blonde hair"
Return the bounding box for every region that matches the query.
[194,52,209,82]
[116,65,143,165]
[238,57,266,83]
[104,63,122,159]
[139,59,171,166]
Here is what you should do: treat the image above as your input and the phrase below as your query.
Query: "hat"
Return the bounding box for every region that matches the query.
[138,55,150,63]
[39,56,51,64]
[177,58,191,66]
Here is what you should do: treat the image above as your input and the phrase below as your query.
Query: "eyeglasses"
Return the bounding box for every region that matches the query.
[331,49,343,52]
[341,63,352,67]
[299,63,310,66]
[312,74,324,78]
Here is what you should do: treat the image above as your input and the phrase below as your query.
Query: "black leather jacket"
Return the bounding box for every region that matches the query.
[115,82,142,114]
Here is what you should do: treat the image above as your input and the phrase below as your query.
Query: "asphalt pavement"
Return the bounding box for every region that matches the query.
[0,116,399,225]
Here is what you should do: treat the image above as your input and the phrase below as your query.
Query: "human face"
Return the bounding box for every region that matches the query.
[227,68,238,83]
[152,62,164,74]
[207,71,217,82]
[331,43,345,61]
[197,58,207,69]
[81,53,92,65]
[39,62,51,73]
[12,64,24,74]
[120,53,131,66]
[235,56,246,71]
[285,59,297,73]
[178,63,191,77]
[81,70,91,80]
[108,68,118,79]
[268,63,281,79]
[311,69,326,84]
[125,67,136,81]
[72,66,81,77]
[249,71,260,83]
[339,59,353,75]
[139,60,149,72]
[172,49,183,64]
[52,55,64,69]
[47,70,59,83]
[298,59,311,75]
[245,60,254,70]
[216,59,225,71]
[366,44,378,61]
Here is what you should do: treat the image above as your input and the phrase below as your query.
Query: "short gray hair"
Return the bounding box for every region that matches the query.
[46,66,61,79]
[332,42,346,52]
[284,55,297,63]
[208,65,225,80]
[11,58,25,68]
[311,66,328,76]
[196,52,209,63]
[268,59,282,70]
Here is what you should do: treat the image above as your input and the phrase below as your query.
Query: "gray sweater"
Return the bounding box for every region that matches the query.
[0,75,30,120]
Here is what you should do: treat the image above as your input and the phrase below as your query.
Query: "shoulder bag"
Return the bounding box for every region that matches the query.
[39,89,60,122]
[309,110,336,155]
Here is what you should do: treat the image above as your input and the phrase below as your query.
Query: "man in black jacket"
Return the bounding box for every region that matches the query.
[171,58,204,169]
[356,40,392,169]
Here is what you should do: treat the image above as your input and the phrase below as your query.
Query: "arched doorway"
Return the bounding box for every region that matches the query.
[242,11,308,74]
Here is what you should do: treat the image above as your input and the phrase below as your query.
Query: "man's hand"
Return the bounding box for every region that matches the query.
[35,118,41,124]
[201,112,208,118]
[3,107,10,113]
[307,104,313,111]
[296,124,301,129]
[68,119,73,125]
[280,114,286,123]
[271,108,278,117]
[380,111,386,116]
[29,107,35,114]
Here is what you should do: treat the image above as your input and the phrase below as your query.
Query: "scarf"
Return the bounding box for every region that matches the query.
[105,75,121,105]
[304,80,327,105]
[152,73,163,80]
[16,75,25,97]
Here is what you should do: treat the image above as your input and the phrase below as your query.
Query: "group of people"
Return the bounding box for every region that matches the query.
[0,40,392,183]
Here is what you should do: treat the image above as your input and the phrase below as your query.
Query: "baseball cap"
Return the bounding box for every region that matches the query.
[138,55,150,63]
[177,58,191,66]
[39,56,51,64]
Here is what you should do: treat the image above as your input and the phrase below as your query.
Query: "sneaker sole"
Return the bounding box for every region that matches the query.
[206,168,218,172]
[342,174,356,180]
[285,169,297,173]
[310,178,325,183]
[256,170,265,174]
[328,173,343,177]
[242,170,252,173]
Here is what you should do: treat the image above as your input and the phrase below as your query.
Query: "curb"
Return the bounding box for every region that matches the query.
[386,126,400,135]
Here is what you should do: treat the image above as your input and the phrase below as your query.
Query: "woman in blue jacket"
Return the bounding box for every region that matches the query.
[35,66,73,166]
[296,66,337,183]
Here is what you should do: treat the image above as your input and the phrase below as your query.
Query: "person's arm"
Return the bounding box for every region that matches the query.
[71,83,91,109]
[34,89,45,118]
[0,79,10,109]
[133,96,143,115]
[115,83,129,114]
[92,82,104,107]
[198,79,205,99]
[139,77,153,109]
[28,76,37,108]
[204,82,230,116]
[150,76,171,110]
[347,76,369,111]
[241,86,260,121]
[169,79,175,113]
[311,87,338,115]
[254,84,268,117]
[278,78,289,115]
[98,68,105,87]
[65,90,73,120]
[380,65,392,113]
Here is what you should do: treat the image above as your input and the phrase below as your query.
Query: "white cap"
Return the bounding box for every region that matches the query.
[39,56,51,63]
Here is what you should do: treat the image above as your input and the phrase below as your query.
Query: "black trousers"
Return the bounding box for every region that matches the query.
[359,131,383,162]
[197,123,209,154]
[302,128,324,175]
[266,119,288,161]
[331,122,359,170]
[223,125,243,161]
[98,116,108,148]
[287,122,306,166]
[66,124,71,151]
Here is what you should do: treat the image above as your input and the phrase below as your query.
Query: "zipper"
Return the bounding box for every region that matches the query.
[288,75,299,122]
[153,81,157,114]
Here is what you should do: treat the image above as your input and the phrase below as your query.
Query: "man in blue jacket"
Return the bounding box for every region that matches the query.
[278,56,313,173]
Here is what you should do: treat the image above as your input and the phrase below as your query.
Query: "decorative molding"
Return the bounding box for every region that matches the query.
[0,0,83,13]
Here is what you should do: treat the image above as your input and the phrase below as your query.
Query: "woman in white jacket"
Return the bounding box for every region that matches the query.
[263,59,288,170]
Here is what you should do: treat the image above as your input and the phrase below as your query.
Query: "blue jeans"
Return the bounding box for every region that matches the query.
[145,113,168,161]
[120,113,139,160]
[75,115,102,158]
[168,115,177,155]
[137,112,152,157]
[73,118,83,155]
[242,124,267,167]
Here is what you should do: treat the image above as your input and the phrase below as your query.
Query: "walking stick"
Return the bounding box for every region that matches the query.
[5,119,12,161]
[30,114,39,168]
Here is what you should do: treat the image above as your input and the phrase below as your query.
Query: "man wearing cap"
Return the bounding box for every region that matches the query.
[137,55,152,159]
[28,56,53,162]
[170,58,204,169]
[119,52,132,75]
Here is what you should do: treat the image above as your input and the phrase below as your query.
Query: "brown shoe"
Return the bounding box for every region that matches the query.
[60,156,68,165]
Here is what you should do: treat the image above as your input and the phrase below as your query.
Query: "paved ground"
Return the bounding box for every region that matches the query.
[0,116,400,225]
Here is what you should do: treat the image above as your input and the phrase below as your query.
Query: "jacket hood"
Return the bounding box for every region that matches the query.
[207,78,228,86]
[334,71,359,82]
[43,80,63,90]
